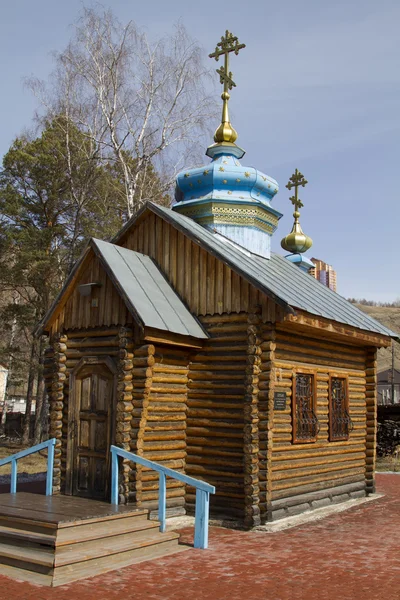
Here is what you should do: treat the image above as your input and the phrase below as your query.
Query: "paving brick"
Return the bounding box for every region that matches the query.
[0,474,399,600]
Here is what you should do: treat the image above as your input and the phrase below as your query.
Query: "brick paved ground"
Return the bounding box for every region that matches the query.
[0,473,399,600]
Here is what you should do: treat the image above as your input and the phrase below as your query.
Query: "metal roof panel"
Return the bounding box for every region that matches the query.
[92,239,207,339]
[147,204,396,339]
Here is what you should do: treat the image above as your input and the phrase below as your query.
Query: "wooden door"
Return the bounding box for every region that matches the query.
[69,361,115,500]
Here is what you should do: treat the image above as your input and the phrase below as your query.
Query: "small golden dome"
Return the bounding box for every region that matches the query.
[281,221,313,254]
[281,168,313,254]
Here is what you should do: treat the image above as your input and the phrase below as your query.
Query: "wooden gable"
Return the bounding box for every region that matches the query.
[119,209,286,324]
[57,251,132,334]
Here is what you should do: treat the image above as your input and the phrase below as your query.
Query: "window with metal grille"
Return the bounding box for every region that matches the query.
[292,373,319,443]
[329,377,353,441]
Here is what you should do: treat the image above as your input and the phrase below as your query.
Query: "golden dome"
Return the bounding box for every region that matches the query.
[281,169,313,254]
[281,219,313,254]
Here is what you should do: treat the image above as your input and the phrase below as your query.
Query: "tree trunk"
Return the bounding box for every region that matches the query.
[33,338,45,444]
[40,386,49,441]
[0,295,18,436]
[0,391,7,436]
[22,339,38,445]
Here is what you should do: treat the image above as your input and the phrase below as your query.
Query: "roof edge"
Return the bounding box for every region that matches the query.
[121,201,295,316]
[34,242,93,337]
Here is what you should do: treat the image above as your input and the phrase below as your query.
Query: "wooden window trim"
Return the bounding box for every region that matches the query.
[328,374,352,442]
[292,370,319,444]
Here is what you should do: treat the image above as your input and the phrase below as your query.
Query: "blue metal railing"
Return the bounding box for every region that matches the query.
[110,445,216,549]
[0,438,56,495]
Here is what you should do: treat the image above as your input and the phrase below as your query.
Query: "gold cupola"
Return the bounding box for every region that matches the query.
[281,169,314,271]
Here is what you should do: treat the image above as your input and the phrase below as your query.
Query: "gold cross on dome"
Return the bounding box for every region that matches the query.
[286,169,308,213]
[209,31,246,91]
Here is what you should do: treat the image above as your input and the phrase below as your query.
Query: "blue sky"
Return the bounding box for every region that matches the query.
[1,0,399,301]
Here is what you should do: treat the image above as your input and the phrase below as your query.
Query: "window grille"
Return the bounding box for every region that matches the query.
[329,377,353,441]
[293,373,319,443]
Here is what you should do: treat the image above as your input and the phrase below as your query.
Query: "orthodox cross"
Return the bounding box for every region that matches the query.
[209,31,246,92]
[286,169,308,215]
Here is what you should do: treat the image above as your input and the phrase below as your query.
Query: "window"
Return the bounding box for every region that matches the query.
[329,377,353,441]
[292,373,319,443]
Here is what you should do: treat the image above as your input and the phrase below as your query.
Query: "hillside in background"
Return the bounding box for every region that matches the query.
[356,305,400,372]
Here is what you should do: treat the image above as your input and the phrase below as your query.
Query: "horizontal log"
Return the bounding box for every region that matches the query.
[186,418,244,430]
[186,465,244,480]
[144,422,186,432]
[134,344,155,357]
[275,338,365,362]
[188,399,244,409]
[274,360,365,378]
[144,431,186,442]
[271,453,365,473]
[66,337,118,348]
[140,488,185,502]
[153,364,187,374]
[189,371,244,381]
[148,394,186,403]
[65,348,118,357]
[186,426,243,439]
[145,413,186,422]
[188,392,244,400]
[272,467,365,492]
[200,313,249,324]
[270,480,366,510]
[150,385,187,394]
[275,350,365,370]
[152,375,188,384]
[271,472,365,500]
[187,440,243,452]
[186,408,243,419]
[147,403,186,413]
[134,355,156,368]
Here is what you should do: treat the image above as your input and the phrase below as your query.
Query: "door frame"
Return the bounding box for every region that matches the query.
[65,356,117,497]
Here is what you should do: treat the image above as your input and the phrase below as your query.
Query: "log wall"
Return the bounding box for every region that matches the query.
[43,333,67,494]
[266,323,370,521]
[185,313,248,519]
[134,345,190,516]
[121,212,285,322]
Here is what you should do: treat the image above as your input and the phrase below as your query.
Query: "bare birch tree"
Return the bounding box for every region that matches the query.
[29,7,216,217]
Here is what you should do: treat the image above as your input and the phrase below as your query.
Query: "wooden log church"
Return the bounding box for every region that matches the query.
[37,30,397,529]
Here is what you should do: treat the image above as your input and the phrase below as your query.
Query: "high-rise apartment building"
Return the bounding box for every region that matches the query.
[310,257,337,292]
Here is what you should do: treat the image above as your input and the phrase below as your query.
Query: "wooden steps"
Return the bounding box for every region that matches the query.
[0,494,189,586]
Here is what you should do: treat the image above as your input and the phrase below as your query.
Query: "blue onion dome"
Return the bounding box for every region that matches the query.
[175,150,279,207]
[173,144,282,259]
[172,30,282,259]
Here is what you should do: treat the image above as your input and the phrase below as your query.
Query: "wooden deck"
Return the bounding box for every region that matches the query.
[0,493,188,586]
[0,492,141,525]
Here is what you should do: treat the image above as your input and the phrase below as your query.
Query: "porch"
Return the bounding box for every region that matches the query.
[0,492,187,587]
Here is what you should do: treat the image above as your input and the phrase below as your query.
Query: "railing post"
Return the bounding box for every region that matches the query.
[10,459,17,494]
[158,472,166,533]
[194,488,210,549]
[46,439,55,496]
[111,447,119,505]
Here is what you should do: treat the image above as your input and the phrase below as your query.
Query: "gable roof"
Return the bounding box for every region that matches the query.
[91,240,207,338]
[115,202,398,341]
[37,238,207,339]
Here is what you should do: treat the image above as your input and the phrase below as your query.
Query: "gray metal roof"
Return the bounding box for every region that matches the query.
[132,203,397,339]
[91,239,207,339]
